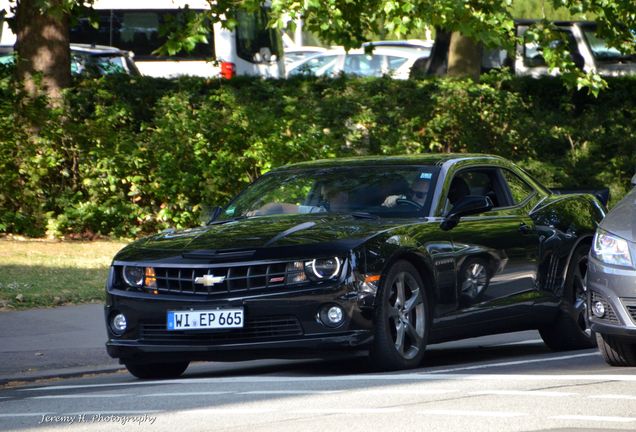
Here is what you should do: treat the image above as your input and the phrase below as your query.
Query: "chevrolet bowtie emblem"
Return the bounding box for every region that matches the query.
[194,274,226,287]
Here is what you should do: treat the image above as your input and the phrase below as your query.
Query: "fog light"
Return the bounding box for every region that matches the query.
[319,305,345,328]
[328,306,343,323]
[111,313,127,334]
[592,301,606,318]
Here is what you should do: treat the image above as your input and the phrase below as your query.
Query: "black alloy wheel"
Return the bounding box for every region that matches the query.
[125,361,190,379]
[539,244,596,350]
[370,260,429,370]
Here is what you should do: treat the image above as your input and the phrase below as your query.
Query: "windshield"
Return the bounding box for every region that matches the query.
[582,27,635,62]
[219,166,438,220]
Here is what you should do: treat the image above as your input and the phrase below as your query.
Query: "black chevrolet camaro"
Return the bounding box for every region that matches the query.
[105,154,606,378]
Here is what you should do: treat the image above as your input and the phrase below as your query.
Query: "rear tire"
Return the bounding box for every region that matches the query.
[539,244,596,350]
[124,361,189,379]
[370,260,429,371]
[597,333,636,367]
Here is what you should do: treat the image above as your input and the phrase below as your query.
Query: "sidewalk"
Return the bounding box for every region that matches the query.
[0,304,122,384]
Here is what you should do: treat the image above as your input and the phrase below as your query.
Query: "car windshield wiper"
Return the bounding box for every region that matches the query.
[348,211,380,220]
[207,216,248,225]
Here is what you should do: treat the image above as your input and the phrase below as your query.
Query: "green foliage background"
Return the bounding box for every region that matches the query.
[0,72,634,238]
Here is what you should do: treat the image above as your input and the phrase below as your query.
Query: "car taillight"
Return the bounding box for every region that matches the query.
[221,62,235,79]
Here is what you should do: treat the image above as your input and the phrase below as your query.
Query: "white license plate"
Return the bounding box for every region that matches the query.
[166,309,244,331]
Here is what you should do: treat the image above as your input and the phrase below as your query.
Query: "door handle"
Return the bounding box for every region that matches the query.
[519,223,533,234]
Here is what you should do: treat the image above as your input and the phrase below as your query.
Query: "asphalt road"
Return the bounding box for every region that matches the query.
[1,330,636,432]
[0,304,119,382]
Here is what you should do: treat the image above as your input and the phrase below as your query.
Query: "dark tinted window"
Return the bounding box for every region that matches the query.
[235,8,280,63]
[70,9,213,60]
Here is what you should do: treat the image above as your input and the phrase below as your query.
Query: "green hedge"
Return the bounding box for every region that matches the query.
[0,71,634,238]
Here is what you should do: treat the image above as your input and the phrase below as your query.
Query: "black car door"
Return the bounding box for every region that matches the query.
[438,166,542,328]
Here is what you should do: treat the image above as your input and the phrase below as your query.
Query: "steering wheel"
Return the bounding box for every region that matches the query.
[395,198,423,210]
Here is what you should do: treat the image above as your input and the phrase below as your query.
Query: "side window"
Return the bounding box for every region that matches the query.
[523,29,582,69]
[501,169,535,205]
[445,168,508,214]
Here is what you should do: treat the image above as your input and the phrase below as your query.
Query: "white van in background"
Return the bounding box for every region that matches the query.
[1,0,285,79]
[483,20,636,77]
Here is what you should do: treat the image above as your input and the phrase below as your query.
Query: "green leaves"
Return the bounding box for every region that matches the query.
[0,69,635,237]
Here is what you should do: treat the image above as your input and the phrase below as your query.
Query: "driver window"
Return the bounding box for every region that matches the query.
[444,169,508,215]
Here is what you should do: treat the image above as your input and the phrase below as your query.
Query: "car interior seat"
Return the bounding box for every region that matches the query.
[448,176,471,207]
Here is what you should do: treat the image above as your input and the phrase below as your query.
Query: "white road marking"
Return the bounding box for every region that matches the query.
[469,390,577,397]
[141,392,230,397]
[426,352,598,374]
[240,390,342,395]
[419,409,526,418]
[353,389,458,395]
[292,408,403,414]
[22,373,636,392]
[67,410,161,415]
[31,394,128,399]
[0,413,49,418]
[588,394,636,401]
[550,415,636,423]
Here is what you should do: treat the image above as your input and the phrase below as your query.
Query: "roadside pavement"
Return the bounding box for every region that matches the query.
[0,304,122,384]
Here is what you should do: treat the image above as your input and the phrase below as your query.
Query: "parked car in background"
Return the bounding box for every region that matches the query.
[0,43,140,76]
[105,153,605,379]
[414,20,635,79]
[284,46,327,66]
[362,39,433,56]
[588,174,636,366]
[286,46,430,79]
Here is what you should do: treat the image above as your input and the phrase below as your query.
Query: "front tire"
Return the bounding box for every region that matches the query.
[539,244,596,350]
[124,361,189,379]
[597,333,636,367]
[370,260,429,370]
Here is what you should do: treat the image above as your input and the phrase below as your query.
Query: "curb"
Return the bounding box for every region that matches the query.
[0,364,125,387]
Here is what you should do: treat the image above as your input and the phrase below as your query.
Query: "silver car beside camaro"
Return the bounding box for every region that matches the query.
[588,174,636,366]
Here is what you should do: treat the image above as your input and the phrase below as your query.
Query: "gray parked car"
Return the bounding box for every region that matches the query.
[588,174,636,366]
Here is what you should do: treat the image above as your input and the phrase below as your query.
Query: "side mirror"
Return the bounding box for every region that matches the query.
[631,173,636,186]
[440,196,494,231]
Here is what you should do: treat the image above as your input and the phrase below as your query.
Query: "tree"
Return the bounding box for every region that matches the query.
[266,0,635,92]
[7,0,92,103]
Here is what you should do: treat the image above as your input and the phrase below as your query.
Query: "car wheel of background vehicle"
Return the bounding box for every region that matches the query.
[539,244,596,350]
[596,333,636,367]
[124,361,189,379]
[370,260,429,370]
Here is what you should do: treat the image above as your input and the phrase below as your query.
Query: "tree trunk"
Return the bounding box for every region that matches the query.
[447,32,481,80]
[14,0,71,103]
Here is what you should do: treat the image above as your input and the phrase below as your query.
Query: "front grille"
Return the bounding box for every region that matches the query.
[591,291,619,324]
[138,316,303,344]
[116,261,309,297]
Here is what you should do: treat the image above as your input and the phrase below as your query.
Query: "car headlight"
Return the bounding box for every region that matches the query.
[592,229,633,267]
[122,266,144,288]
[304,257,342,280]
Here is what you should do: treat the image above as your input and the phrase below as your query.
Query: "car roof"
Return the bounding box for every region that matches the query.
[284,46,327,54]
[275,153,509,171]
[0,43,129,56]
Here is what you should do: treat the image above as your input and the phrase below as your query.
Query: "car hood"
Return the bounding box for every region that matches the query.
[600,187,636,242]
[115,214,418,261]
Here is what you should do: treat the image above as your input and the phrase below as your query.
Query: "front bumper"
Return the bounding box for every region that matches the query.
[105,283,375,362]
[587,255,636,338]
